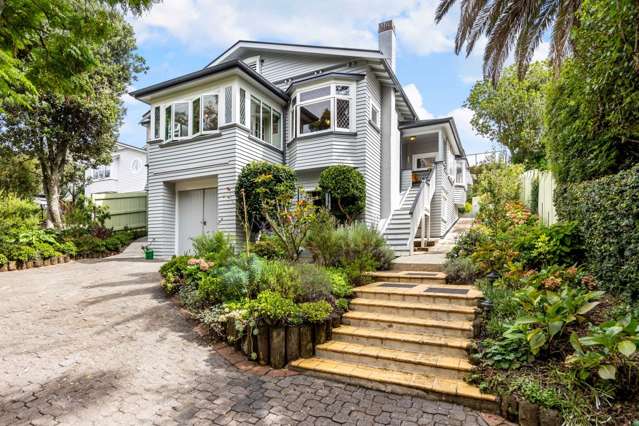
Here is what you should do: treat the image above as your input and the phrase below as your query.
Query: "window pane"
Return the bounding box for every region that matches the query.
[272,111,281,149]
[239,89,246,125]
[192,98,200,134]
[299,86,330,102]
[224,86,232,123]
[174,102,189,138]
[336,85,350,96]
[104,166,111,178]
[153,106,160,139]
[250,97,261,138]
[165,106,172,140]
[371,105,379,125]
[261,103,271,143]
[336,98,350,129]
[299,100,331,134]
[202,95,218,131]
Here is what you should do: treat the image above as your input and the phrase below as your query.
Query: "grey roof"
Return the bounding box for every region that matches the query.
[129,60,289,102]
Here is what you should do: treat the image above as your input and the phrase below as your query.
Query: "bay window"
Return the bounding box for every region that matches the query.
[202,94,218,132]
[173,102,189,138]
[192,98,200,134]
[250,95,281,148]
[291,82,355,139]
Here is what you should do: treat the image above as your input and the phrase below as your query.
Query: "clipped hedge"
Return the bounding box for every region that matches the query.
[555,165,639,297]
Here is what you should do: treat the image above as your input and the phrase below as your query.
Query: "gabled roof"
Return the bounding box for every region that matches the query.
[116,141,146,153]
[129,60,288,103]
[206,40,385,68]
[399,117,466,157]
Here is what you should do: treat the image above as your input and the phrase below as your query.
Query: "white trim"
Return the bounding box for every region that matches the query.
[370,98,381,128]
[242,55,261,73]
[292,81,355,136]
[412,152,436,171]
[209,41,384,67]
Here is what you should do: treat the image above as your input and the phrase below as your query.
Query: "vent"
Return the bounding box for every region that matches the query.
[224,86,232,123]
[243,55,261,73]
[378,283,417,289]
[424,287,469,295]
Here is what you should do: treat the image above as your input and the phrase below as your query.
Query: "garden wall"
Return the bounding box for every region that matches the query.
[92,192,147,231]
[555,164,639,296]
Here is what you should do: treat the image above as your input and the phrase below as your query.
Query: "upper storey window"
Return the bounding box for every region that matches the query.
[250,96,282,149]
[291,82,355,139]
[161,92,220,142]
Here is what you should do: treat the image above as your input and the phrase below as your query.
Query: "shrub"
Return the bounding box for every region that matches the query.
[447,226,489,260]
[555,164,639,297]
[252,233,286,260]
[0,192,40,236]
[304,208,340,266]
[160,255,190,278]
[191,231,234,265]
[64,195,110,229]
[0,254,7,266]
[293,263,332,303]
[248,290,300,325]
[444,257,479,284]
[473,163,524,229]
[235,161,297,235]
[327,268,351,298]
[256,260,301,300]
[318,165,366,223]
[198,269,247,305]
[335,223,394,284]
[263,196,316,261]
[298,300,333,322]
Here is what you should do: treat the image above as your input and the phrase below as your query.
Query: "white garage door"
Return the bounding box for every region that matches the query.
[177,187,217,255]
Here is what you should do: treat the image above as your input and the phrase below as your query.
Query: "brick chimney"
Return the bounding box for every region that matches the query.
[378,20,396,71]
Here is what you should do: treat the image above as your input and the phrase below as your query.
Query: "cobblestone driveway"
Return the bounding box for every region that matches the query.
[0,242,494,425]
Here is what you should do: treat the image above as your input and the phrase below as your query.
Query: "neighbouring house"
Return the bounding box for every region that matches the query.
[131,20,473,257]
[84,142,147,196]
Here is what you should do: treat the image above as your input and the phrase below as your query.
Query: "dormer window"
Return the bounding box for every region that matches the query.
[291,82,355,139]
[243,55,261,73]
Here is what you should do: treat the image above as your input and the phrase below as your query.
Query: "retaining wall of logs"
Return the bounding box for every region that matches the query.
[226,316,341,369]
[0,251,123,272]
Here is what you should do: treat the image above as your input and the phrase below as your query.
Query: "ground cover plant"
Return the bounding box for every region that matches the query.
[450,164,639,424]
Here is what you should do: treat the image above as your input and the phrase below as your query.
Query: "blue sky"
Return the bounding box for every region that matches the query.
[121,0,548,153]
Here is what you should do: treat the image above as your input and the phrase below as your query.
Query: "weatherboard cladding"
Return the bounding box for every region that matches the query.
[147,126,284,257]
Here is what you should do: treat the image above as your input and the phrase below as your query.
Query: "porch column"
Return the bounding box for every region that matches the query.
[436,129,445,162]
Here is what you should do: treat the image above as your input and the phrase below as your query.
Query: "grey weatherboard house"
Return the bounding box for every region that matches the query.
[131,20,473,258]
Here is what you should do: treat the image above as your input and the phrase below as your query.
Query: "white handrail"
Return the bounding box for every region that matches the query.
[407,167,434,253]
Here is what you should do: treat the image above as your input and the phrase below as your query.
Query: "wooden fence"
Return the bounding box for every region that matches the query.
[520,170,557,225]
[92,192,147,231]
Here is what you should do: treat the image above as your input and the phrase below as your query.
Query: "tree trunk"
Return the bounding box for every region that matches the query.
[43,167,63,228]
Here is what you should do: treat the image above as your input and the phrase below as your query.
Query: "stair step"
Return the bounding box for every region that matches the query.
[332,325,470,358]
[354,282,482,307]
[315,341,472,380]
[365,271,447,284]
[349,298,476,322]
[289,358,497,411]
[342,311,473,337]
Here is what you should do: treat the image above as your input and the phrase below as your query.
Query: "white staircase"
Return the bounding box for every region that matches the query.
[382,186,420,256]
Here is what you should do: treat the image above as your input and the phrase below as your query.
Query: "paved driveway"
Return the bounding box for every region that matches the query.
[0,242,493,425]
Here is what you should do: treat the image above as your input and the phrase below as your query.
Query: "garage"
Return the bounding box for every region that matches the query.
[176,178,218,255]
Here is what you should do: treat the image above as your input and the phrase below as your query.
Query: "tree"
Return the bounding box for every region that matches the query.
[0,0,152,109]
[318,165,366,224]
[435,0,581,82]
[545,0,639,183]
[0,152,41,197]
[465,62,550,168]
[0,7,146,227]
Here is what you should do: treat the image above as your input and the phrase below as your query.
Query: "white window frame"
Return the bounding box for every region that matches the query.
[455,159,465,184]
[370,99,380,128]
[153,106,160,140]
[249,94,282,149]
[92,165,112,180]
[292,81,356,138]
[171,101,190,140]
[412,152,436,171]
[199,91,221,134]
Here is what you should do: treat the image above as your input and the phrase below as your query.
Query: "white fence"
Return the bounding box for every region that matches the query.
[520,170,557,225]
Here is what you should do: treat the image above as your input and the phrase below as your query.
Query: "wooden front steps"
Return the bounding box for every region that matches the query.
[290,278,497,412]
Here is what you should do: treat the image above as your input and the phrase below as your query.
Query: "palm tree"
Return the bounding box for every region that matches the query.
[435,0,581,83]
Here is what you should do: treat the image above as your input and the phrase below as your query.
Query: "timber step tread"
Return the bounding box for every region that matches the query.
[349,298,477,315]
[332,325,471,350]
[343,311,473,331]
[316,341,473,372]
[289,358,495,403]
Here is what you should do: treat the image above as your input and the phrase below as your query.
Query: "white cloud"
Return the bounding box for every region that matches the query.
[403,83,434,120]
[460,74,480,85]
[447,107,493,153]
[394,0,456,55]
[532,41,550,62]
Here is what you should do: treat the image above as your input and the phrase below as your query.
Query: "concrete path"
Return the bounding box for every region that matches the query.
[0,241,496,425]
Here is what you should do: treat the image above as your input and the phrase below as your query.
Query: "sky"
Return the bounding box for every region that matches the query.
[121,0,549,154]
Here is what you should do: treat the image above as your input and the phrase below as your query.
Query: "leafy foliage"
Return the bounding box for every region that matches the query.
[235,161,297,235]
[248,291,300,326]
[465,62,550,167]
[263,195,316,261]
[298,301,332,323]
[191,231,234,265]
[555,164,639,297]
[318,165,366,224]
[0,154,41,197]
[545,0,639,184]
[473,163,524,229]
[444,257,479,284]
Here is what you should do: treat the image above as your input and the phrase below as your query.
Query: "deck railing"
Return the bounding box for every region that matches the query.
[407,167,435,253]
